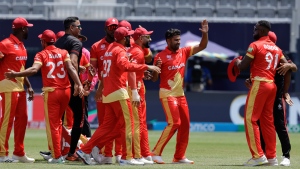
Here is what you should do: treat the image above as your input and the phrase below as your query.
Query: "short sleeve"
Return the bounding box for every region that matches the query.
[245,42,257,59]
[34,52,43,65]
[80,53,90,67]
[69,39,82,56]
[62,50,71,62]
[0,42,8,56]
[90,44,97,61]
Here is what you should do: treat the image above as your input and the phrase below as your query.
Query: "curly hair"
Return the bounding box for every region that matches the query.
[258,20,271,30]
[165,28,181,40]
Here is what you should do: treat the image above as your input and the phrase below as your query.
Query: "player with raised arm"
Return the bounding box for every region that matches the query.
[151,20,208,164]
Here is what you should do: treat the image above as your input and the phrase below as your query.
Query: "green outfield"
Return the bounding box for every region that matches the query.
[1,129,299,169]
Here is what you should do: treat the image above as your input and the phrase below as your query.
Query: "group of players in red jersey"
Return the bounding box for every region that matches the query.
[0,16,295,167]
[0,15,208,165]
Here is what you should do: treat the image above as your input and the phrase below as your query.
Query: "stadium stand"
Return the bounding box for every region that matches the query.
[0,0,295,23]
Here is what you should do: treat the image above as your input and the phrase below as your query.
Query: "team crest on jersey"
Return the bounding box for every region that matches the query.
[166,55,171,60]
[100,56,104,60]
[101,44,106,50]
[14,44,19,50]
[126,52,132,58]
[247,47,253,52]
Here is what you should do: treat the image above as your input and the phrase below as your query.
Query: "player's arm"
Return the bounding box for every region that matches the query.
[151,56,162,82]
[69,40,82,72]
[65,60,84,97]
[283,69,293,106]
[235,55,253,71]
[4,63,42,78]
[191,20,209,56]
[143,48,152,63]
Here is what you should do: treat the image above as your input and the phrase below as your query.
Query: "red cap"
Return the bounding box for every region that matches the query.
[12,17,33,29]
[268,31,277,44]
[227,56,242,82]
[38,29,56,43]
[56,31,65,39]
[105,17,118,27]
[114,27,134,41]
[118,20,132,31]
[132,27,153,40]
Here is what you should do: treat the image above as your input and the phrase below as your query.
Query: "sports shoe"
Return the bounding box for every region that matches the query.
[144,156,153,161]
[76,150,92,165]
[48,156,65,164]
[39,151,52,160]
[12,154,35,163]
[280,156,290,166]
[65,153,80,161]
[119,158,144,165]
[100,156,113,164]
[268,157,278,166]
[243,155,268,166]
[135,157,154,164]
[91,147,102,163]
[0,156,19,163]
[115,155,121,164]
[152,155,165,164]
[172,158,194,164]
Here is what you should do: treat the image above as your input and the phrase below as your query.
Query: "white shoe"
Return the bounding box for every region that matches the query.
[100,156,112,164]
[48,156,65,164]
[0,156,19,163]
[244,155,268,166]
[280,156,290,166]
[115,155,121,164]
[135,157,154,164]
[119,158,144,165]
[91,146,102,163]
[76,150,92,165]
[268,157,278,166]
[144,156,153,161]
[172,157,194,164]
[39,151,52,160]
[12,154,35,163]
[152,155,165,164]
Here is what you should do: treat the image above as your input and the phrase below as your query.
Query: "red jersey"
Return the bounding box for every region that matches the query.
[127,44,146,88]
[102,42,148,103]
[90,37,111,78]
[154,46,193,98]
[0,34,28,92]
[246,36,284,82]
[34,45,71,90]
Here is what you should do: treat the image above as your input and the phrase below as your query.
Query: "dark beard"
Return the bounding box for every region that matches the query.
[125,39,130,47]
[144,42,150,48]
[253,34,259,41]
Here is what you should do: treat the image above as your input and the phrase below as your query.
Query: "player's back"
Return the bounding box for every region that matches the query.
[247,36,283,81]
[35,46,71,89]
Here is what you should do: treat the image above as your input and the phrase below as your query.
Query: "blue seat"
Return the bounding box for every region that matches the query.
[216,7,236,17]
[134,5,153,16]
[277,7,292,18]
[12,4,30,14]
[114,5,132,18]
[195,6,214,17]
[0,3,10,14]
[257,7,276,18]
[238,0,257,8]
[259,0,278,8]
[236,7,256,17]
[136,0,155,6]
[155,6,173,16]
[175,6,194,17]
[177,0,196,6]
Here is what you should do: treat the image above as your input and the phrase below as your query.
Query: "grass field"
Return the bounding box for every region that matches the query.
[1,129,299,168]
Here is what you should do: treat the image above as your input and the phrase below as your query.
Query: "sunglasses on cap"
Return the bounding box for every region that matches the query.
[72,24,82,29]
[107,25,118,31]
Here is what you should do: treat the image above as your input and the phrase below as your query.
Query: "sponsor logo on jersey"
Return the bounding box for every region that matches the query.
[16,56,27,60]
[101,44,106,50]
[168,63,185,70]
[14,44,19,50]
[166,55,171,60]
